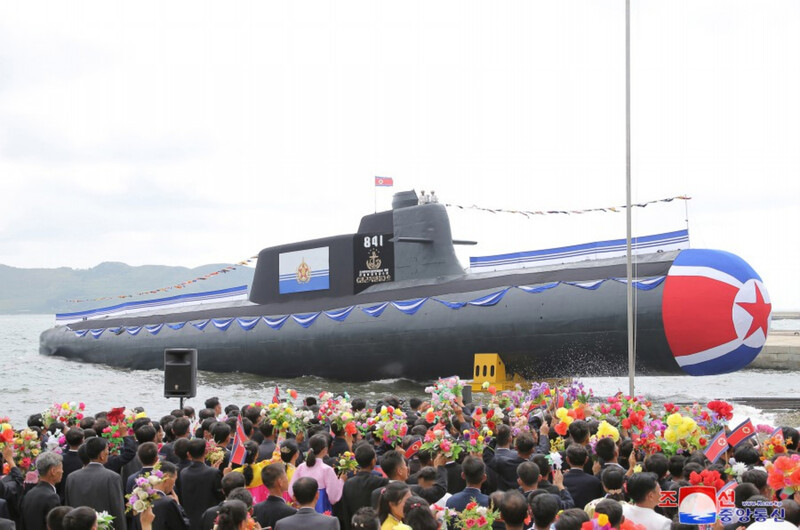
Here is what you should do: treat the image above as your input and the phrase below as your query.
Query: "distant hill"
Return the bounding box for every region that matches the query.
[0,262,255,315]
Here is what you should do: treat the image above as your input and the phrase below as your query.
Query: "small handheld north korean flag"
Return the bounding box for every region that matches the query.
[405,440,423,458]
[375,176,394,187]
[272,386,280,404]
[230,415,248,466]
[727,418,756,448]
[704,430,729,464]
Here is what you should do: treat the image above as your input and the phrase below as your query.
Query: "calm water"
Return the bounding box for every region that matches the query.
[1,314,797,427]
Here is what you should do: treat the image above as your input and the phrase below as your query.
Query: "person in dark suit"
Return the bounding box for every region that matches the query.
[275,478,339,530]
[172,438,192,501]
[179,439,224,530]
[64,437,126,530]
[561,444,602,511]
[368,450,407,509]
[252,463,296,530]
[126,443,159,495]
[20,452,62,530]
[255,423,276,463]
[488,428,540,491]
[339,445,388,529]
[150,462,190,530]
[159,418,191,465]
[408,457,448,506]
[445,457,490,512]
[57,428,84,503]
[200,472,246,530]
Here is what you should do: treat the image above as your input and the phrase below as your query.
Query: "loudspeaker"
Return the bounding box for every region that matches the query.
[164,348,197,398]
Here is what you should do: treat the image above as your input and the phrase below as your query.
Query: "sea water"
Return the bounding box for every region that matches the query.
[1,314,797,426]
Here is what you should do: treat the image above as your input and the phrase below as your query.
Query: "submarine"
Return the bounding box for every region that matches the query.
[39,190,772,380]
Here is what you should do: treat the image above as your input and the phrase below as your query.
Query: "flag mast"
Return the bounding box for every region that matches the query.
[625,0,636,397]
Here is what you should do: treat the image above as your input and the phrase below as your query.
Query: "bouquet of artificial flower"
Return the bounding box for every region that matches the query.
[96,511,115,530]
[766,454,800,494]
[334,451,358,476]
[455,500,499,530]
[42,401,86,427]
[372,405,408,447]
[205,441,225,467]
[421,428,464,461]
[125,465,163,514]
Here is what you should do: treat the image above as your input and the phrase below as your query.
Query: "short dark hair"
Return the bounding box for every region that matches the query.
[529,492,559,528]
[515,432,535,454]
[417,467,437,482]
[568,420,590,443]
[199,408,216,420]
[554,508,590,530]
[783,427,799,451]
[517,461,540,487]
[495,424,512,447]
[137,442,159,466]
[222,471,247,496]
[227,487,253,509]
[500,491,529,526]
[409,398,422,410]
[188,438,207,459]
[159,461,178,476]
[668,454,686,479]
[85,437,108,460]
[566,443,588,467]
[351,507,380,530]
[261,463,287,489]
[47,506,72,530]
[644,453,668,479]
[462,456,485,485]
[293,477,319,505]
[174,438,191,460]
[741,468,768,491]
[65,427,84,447]
[782,499,800,526]
[626,472,659,503]
[172,417,191,437]
[355,444,377,468]
[213,422,232,444]
[380,450,406,479]
[135,424,157,444]
[532,454,551,480]
[733,444,760,466]
[205,397,221,409]
[594,499,623,527]
[259,422,274,438]
[594,437,616,463]
[733,483,760,509]
[63,507,98,530]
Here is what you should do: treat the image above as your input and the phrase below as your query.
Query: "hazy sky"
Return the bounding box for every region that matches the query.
[1,1,798,310]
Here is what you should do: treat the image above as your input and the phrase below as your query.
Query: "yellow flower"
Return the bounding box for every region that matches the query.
[481,381,490,390]
[556,407,568,420]
[597,420,620,442]
[286,408,294,416]
[667,413,683,427]
[478,436,484,443]
[633,464,642,473]
[486,430,493,437]
[270,419,277,426]
[135,412,148,419]
[282,421,290,429]
[597,513,609,526]
[664,427,678,443]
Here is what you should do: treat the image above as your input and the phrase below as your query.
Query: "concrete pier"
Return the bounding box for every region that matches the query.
[749,330,800,370]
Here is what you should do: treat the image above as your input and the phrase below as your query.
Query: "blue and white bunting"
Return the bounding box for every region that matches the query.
[90,329,105,339]
[191,319,210,331]
[125,326,142,336]
[564,280,606,290]
[292,312,321,328]
[212,318,235,331]
[467,289,509,307]
[433,298,466,309]
[263,315,290,330]
[362,302,390,318]
[236,317,260,331]
[73,329,89,338]
[167,322,187,330]
[518,282,560,293]
[324,306,355,322]
[391,298,428,315]
[145,324,164,335]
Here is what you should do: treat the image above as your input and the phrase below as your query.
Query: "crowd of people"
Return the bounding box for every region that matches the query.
[1,379,799,530]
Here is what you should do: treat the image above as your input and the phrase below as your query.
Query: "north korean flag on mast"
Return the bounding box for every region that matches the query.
[375,176,394,187]
[727,418,756,448]
[229,414,249,466]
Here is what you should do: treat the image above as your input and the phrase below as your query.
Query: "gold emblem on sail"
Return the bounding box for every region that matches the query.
[296,258,311,284]
[366,250,382,270]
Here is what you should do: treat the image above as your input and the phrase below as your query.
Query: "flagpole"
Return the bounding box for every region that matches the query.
[374,178,377,213]
[626,0,636,397]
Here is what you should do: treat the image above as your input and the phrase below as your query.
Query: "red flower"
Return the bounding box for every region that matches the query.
[345,422,358,435]
[699,437,707,447]
[621,418,631,430]
[555,421,569,436]
[487,386,497,395]
[465,502,478,511]
[486,409,494,420]
[107,407,126,424]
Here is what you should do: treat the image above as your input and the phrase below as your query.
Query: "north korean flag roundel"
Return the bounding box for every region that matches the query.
[662,249,771,376]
